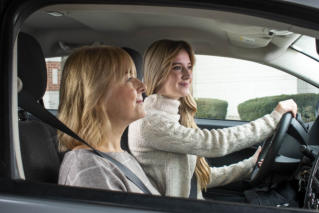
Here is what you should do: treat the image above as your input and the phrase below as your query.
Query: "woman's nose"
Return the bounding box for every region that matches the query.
[133,78,146,93]
[182,67,192,80]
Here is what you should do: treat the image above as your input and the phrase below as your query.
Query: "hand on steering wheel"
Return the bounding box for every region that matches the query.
[250,112,293,184]
[274,99,298,118]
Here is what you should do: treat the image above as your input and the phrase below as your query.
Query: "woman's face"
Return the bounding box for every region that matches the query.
[104,73,146,126]
[157,49,193,99]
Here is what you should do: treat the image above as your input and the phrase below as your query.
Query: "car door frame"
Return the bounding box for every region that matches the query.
[1,0,319,213]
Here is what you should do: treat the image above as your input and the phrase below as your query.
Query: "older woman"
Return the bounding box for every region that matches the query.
[58,46,160,195]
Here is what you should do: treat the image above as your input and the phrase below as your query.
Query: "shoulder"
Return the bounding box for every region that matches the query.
[62,149,101,167]
[60,149,117,177]
[59,150,127,189]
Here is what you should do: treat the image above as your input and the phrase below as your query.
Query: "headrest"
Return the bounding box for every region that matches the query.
[18,32,47,101]
[17,77,23,93]
[122,47,143,80]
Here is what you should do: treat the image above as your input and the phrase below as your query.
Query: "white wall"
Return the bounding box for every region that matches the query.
[42,55,319,114]
[193,55,319,119]
[43,91,59,109]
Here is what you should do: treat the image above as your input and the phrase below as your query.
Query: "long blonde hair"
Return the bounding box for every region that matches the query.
[144,39,211,190]
[58,45,136,151]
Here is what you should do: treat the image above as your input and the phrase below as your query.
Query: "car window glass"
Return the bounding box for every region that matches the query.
[291,35,319,61]
[193,55,319,122]
[44,56,66,111]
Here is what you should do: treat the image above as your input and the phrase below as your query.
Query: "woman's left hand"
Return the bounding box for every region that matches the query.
[274,99,298,118]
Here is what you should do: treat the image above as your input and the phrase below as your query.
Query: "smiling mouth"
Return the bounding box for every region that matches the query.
[179,82,189,87]
[136,99,144,104]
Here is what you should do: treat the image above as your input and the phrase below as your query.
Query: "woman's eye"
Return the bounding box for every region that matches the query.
[173,66,182,71]
[187,66,193,70]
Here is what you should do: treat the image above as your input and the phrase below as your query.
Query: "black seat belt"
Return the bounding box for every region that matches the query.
[91,149,151,194]
[18,90,151,194]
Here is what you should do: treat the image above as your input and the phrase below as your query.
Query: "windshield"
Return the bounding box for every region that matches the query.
[281,0,319,9]
[291,35,319,61]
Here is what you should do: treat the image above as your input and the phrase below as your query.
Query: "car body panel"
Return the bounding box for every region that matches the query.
[0,178,313,213]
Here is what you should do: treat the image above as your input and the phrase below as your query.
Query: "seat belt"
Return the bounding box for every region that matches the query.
[189,172,197,199]
[91,150,152,194]
[18,90,151,194]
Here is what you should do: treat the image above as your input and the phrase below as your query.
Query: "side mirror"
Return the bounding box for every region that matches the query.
[316,39,319,55]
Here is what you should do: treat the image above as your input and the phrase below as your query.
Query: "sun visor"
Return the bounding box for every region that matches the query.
[226,32,272,48]
[226,27,293,48]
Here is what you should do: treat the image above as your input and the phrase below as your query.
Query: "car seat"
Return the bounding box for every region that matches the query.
[122,47,143,80]
[18,32,61,183]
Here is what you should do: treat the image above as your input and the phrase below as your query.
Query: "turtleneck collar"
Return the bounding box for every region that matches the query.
[144,94,180,116]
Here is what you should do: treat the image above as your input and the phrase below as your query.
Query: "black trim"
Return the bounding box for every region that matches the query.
[0,0,17,179]
[0,178,312,213]
[196,118,247,129]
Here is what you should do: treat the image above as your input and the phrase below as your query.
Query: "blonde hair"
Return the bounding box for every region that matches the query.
[144,39,211,190]
[58,45,136,151]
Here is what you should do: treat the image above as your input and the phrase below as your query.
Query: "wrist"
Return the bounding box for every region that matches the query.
[271,110,282,122]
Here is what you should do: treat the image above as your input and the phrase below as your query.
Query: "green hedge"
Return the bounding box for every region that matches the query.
[195,98,228,119]
[238,93,319,122]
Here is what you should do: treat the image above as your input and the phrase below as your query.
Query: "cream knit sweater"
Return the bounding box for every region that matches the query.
[128,94,282,199]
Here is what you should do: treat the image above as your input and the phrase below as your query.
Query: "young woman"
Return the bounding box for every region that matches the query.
[128,39,297,199]
[58,45,160,195]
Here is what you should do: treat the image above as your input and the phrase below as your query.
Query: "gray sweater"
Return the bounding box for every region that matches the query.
[128,94,282,199]
[58,149,160,195]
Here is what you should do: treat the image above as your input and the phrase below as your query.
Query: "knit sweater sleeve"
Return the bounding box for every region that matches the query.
[207,156,256,188]
[141,111,281,157]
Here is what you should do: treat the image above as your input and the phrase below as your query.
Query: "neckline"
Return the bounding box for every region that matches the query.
[145,94,180,115]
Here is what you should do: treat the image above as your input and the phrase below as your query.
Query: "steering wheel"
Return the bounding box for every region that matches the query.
[250,112,293,184]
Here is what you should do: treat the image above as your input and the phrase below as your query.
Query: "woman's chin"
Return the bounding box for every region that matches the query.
[135,111,146,120]
[179,90,190,98]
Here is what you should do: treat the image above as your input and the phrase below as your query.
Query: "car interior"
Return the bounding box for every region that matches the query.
[11,2,319,211]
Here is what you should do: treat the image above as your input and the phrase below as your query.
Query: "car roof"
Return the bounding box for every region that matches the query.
[20,4,319,86]
[22,4,318,57]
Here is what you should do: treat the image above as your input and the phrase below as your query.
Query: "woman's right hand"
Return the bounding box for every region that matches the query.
[252,146,262,164]
[274,99,298,118]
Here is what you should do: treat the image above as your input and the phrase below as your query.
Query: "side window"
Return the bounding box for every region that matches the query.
[44,57,65,112]
[193,55,319,122]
